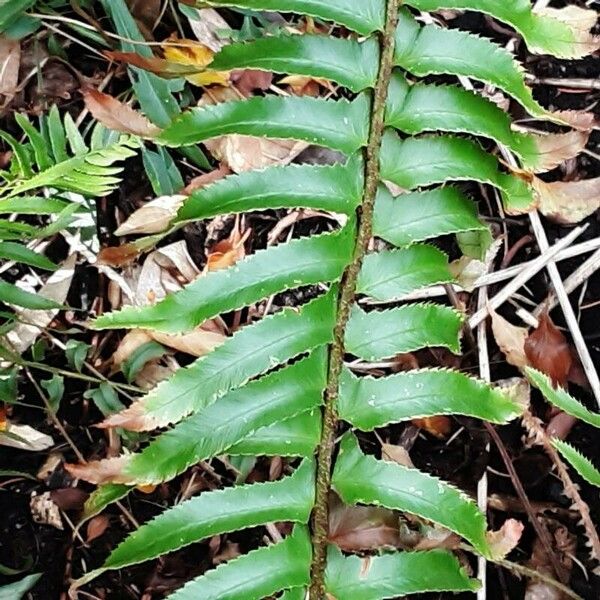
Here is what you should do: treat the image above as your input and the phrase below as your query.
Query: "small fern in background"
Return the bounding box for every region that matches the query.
[63,1,597,598]
[0,106,136,309]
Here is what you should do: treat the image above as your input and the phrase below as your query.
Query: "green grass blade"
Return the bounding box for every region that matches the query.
[0,281,62,310]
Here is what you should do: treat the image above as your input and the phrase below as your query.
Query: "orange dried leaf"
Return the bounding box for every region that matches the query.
[525,311,572,387]
[205,227,250,272]
[83,88,160,138]
[97,244,141,267]
[411,416,452,439]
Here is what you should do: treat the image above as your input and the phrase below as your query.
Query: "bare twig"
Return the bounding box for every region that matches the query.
[468,225,586,329]
[528,212,600,408]
[485,422,569,583]
[533,247,600,319]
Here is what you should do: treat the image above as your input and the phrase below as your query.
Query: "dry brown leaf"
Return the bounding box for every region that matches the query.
[105,50,198,78]
[525,311,572,387]
[127,0,161,31]
[552,109,599,131]
[490,307,529,368]
[0,37,20,96]
[114,195,186,236]
[185,7,229,52]
[66,456,129,485]
[183,164,231,194]
[231,69,273,96]
[205,134,308,173]
[529,130,589,173]
[86,514,110,543]
[381,443,414,467]
[328,495,400,552]
[162,39,230,87]
[534,176,600,225]
[150,323,226,357]
[487,518,524,560]
[534,6,600,58]
[83,88,160,137]
[97,243,142,267]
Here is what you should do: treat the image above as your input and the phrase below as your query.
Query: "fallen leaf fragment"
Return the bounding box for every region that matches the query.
[381,443,414,467]
[553,109,599,131]
[490,307,529,368]
[0,424,54,451]
[0,37,20,96]
[534,176,600,225]
[182,164,231,194]
[185,7,229,52]
[205,226,250,272]
[114,195,186,236]
[86,515,110,542]
[65,456,129,485]
[83,88,160,137]
[328,495,400,551]
[162,38,229,87]
[411,416,452,439]
[525,311,572,387]
[487,518,524,560]
[30,491,63,530]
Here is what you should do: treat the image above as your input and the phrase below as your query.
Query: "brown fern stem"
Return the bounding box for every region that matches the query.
[308,2,401,597]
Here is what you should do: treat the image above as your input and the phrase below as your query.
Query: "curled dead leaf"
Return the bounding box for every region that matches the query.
[552,109,599,131]
[182,164,231,195]
[534,176,600,225]
[114,195,186,236]
[83,88,160,137]
[525,311,572,387]
[490,306,529,368]
[97,243,142,267]
[529,130,589,173]
[205,227,250,272]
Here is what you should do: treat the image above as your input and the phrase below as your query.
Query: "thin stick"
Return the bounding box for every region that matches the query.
[468,225,586,329]
[533,247,600,318]
[529,212,600,408]
[485,422,569,583]
[309,2,400,597]
[476,283,491,600]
